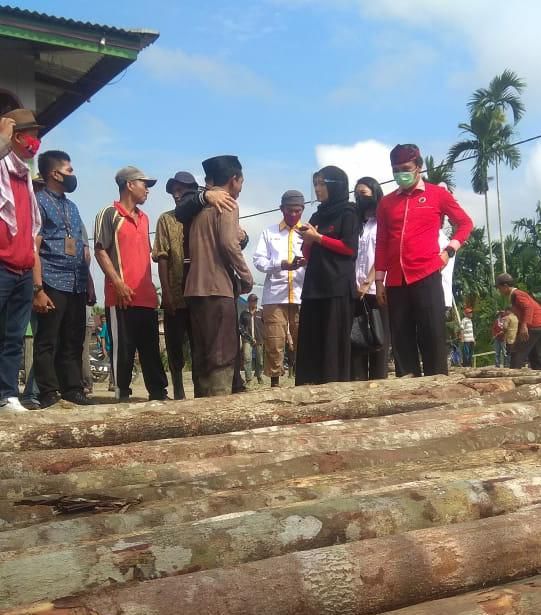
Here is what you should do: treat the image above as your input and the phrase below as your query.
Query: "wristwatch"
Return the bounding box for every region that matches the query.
[444,246,456,258]
[33,284,44,295]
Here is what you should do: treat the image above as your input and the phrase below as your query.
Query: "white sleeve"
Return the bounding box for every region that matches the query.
[253,230,282,274]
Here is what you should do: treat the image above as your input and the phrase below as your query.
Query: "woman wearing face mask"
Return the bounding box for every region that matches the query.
[351,176,390,381]
[296,166,359,385]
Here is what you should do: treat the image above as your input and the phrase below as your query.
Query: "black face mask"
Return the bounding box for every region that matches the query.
[57,172,78,193]
[356,195,377,210]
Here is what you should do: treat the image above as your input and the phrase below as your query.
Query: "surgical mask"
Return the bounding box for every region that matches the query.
[58,172,78,193]
[393,171,418,190]
[283,211,302,228]
[19,134,41,158]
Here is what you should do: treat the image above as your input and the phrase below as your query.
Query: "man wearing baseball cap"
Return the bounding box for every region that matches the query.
[0,109,43,412]
[152,170,198,399]
[253,190,306,386]
[375,144,473,376]
[94,166,168,402]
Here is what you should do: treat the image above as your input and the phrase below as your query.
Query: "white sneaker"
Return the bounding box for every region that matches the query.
[0,397,29,413]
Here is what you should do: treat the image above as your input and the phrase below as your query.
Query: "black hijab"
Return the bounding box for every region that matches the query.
[311,165,355,226]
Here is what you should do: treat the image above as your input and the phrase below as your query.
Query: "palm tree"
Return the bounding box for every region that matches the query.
[423,155,456,191]
[447,110,520,285]
[453,227,491,304]
[468,70,526,272]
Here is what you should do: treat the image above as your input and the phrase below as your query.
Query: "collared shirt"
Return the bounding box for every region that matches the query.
[94,201,157,309]
[375,179,473,287]
[152,210,186,311]
[253,220,305,306]
[37,188,88,293]
[355,216,377,295]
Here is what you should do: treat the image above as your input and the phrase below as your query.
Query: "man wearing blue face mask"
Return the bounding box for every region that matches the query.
[374,144,473,377]
[32,150,95,408]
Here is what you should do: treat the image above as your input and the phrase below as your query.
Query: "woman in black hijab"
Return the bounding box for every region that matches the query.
[295,166,359,385]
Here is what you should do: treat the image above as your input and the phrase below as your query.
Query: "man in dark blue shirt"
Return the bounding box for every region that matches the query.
[32,150,94,407]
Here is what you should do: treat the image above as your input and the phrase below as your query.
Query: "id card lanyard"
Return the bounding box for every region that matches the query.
[47,191,77,256]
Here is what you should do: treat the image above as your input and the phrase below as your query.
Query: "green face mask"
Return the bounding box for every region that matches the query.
[393,171,418,189]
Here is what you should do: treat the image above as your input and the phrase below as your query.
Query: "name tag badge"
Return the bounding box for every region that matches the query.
[65,237,77,256]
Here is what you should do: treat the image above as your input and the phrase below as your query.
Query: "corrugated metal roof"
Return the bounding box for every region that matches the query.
[0,4,159,48]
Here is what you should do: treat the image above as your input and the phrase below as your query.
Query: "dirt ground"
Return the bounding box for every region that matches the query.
[88,371,295,404]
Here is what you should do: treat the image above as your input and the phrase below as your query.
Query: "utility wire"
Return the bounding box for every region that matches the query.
[239,133,541,220]
[88,132,541,239]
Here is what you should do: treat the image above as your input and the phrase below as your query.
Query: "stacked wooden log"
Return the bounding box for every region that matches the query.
[2,368,541,614]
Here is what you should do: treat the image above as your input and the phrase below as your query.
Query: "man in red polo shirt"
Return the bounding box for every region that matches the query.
[0,109,42,413]
[94,166,168,402]
[375,144,473,376]
[496,273,541,369]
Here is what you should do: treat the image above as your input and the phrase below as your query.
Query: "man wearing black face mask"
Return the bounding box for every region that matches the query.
[32,150,93,408]
[152,171,198,399]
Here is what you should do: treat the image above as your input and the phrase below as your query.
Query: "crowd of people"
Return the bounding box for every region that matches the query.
[1,107,541,411]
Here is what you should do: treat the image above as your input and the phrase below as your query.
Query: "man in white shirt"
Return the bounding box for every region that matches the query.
[253,190,306,387]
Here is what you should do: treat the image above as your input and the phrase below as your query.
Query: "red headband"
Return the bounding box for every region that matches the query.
[390,144,421,165]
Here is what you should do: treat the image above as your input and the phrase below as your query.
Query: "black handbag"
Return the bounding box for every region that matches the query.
[351,298,384,351]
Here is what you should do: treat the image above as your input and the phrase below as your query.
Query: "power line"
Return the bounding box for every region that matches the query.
[239,133,541,220]
[87,132,541,239]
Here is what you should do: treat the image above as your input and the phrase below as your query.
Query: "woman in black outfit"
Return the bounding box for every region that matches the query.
[295,166,359,385]
[350,176,390,381]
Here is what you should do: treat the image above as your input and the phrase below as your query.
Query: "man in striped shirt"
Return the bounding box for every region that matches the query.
[460,307,475,367]
[94,166,168,402]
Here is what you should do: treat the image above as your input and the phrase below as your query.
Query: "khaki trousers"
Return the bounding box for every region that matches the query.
[263,304,300,377]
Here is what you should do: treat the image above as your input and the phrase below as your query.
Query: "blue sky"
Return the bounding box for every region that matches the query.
[19,0,541,295]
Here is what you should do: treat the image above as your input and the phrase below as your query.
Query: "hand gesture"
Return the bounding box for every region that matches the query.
[33,290,55,314]
[375,280,387,307]
[205,189,237,213]
[114,280,135,309]
[0,117,15,142]
[297,223,320,244]
[357,281,371,298]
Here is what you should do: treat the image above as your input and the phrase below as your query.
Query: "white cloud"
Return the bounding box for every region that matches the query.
[356,0,541,101]
[140,46,274,99]
[315,139,394,193]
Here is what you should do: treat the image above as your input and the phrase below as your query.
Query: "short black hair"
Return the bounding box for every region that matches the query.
[38,150,71,179]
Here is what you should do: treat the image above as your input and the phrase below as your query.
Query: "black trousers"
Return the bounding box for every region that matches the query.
[164,307,198,399]
[34,285,86,397]
[386,271,448,377]
[350,294,390,381]
[107,306,167,399]
[510,328,541,369]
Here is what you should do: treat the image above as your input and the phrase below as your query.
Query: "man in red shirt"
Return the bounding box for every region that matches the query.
[495,273,541,369]
[94,166,168,402]
[0,109,42,413]
[375,144,473,376]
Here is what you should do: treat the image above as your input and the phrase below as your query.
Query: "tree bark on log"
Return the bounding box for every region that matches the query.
[15,506,541,615]
[380,576,541,614]
[2,434,539,531]
[0,380,484,452]
[2,401,541,501]
[2,476,541,608]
